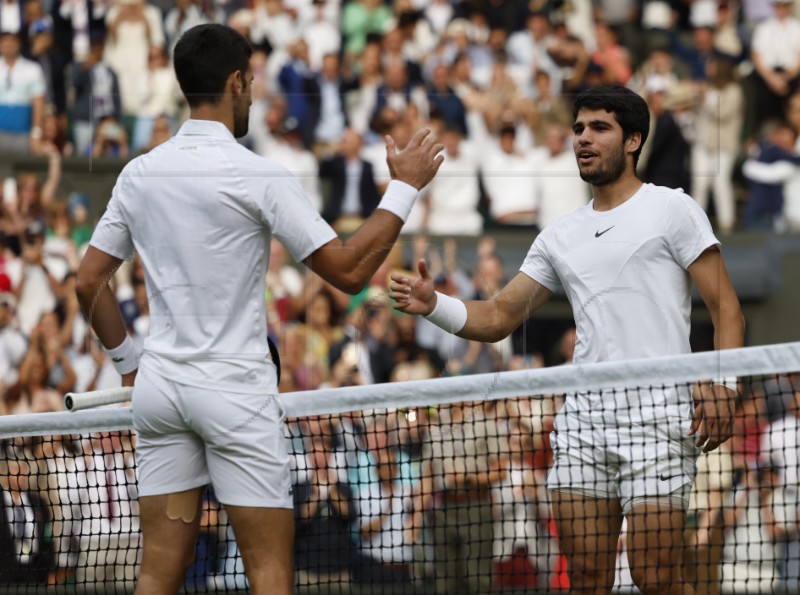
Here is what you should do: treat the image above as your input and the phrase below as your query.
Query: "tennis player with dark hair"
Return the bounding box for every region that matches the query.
[75,23,443,595]
[390,84,745,594]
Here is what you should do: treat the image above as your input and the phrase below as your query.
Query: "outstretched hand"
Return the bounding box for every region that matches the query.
[389,259,437,316]
[385,128,445,190]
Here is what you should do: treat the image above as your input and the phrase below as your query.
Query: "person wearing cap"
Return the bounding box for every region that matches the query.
[749,0,800,136]
[0,31,45,153]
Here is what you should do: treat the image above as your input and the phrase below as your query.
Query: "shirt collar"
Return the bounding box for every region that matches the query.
[177,119,236,140]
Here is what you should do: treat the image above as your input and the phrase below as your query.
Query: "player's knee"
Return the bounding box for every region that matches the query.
[629,564,680,594]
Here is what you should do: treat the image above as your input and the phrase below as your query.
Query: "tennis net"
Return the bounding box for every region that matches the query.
[0,342,798,594]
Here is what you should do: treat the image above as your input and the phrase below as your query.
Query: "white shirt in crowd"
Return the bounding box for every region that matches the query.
[356,480,416,564]
[751,14,800,71]
[531,147,591,229]
[426,140,482,236]
[90,119,336,394]
[483,147,538,224]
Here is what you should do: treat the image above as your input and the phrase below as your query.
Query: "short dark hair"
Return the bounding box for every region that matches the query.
[173,24,252,108]
[573,84,650,168]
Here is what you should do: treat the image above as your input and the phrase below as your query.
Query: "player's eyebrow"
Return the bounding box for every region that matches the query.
[573,119,613,133]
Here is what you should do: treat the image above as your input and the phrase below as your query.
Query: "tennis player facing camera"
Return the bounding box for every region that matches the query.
[75,24,443,595]
[390,84,745,594]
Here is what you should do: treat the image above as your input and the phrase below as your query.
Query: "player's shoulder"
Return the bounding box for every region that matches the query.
[640,183,699,213]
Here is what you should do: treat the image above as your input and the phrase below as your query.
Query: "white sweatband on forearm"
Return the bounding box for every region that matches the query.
[425,291,468,334]
[711,376,738,392]
[376,180,418,222]
[105,335,139,375]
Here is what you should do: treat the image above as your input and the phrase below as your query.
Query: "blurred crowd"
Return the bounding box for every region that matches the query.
[1,0,800,591]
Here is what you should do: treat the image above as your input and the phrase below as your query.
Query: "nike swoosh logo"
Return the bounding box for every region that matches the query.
[659,473,681,481]
[112,357,125,363]
[595,226,614,238]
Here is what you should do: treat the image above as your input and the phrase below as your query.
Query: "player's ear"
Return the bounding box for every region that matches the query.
[626,132,642,154]
[229,69,243,96]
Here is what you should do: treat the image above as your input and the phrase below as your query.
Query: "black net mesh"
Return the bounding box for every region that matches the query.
[0,372,798,594]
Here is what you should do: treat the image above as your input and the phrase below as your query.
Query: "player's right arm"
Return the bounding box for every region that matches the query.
[302,129,444,295]
[389,259,552,343]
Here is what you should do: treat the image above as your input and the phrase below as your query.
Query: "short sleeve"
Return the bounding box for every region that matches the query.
[258,167,337,263]
[665,193,719,269]
[89,179,134,260]
[519,229,562,292]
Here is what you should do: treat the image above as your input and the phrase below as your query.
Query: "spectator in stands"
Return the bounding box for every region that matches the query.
[589,22,631,85]
[138,113,171,154]
[319,128,381,233]
[163,0,209,55]
[531,123,590,229]
[421,400,508,594]
[0,31,45,154]
[341,0,391,57]
[529,69,572,146]
[131,46,179,153]
[692,56,743,234]
[684,443,735,595]
[91,114,129,159]
[28,17,68,122]
[0,0,26,42]
[300,0,339,73]
[668,25,732,83]
[427,62,466,137]
[103,0,165,118]
[424,122,482,236]
[372,56,429,127]
[265,116,321,211]
[761,387,800,588]
[482,124,538,227]
[0,292,24,402]
[71,34,121,157]
[293,432,354,587]
[749,0,800,138]
[743,119,800,230]
[311,52,353,158]
[52,0,107,64]
[0,456,53,584]
[278,39,317,149]
[506,10,560,94]
[7,221,58,335]
[353,437,419,587]
[641,85,692,191]
[545,15,590,95]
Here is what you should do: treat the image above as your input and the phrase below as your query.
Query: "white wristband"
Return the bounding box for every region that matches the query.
[424,291,468,334]
[105,335,139,375]
[377,180,418,222]
[711,376,737,392]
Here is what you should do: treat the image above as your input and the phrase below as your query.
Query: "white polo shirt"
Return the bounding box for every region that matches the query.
[521,183,719,422]
[90,119,337,393]
[752,16,800,71]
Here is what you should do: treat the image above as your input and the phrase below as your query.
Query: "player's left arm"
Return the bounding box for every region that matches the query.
[75,246,135,386]
[687,246,746,452]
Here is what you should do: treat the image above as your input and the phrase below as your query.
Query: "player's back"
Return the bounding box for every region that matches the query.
[94,120,335,392]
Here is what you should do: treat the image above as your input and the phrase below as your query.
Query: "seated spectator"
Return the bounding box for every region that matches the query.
[531,123,590,229]
[103,0,165,118]
[319,128,381,233]
[70,34,122,157]
[0,456,54,585]
[482,124,537,227]
[293,433,354,587]
[131,46,179,153]
[91,115,129,159]
[424,123,482,236]
[743,120,800,231]
[264,116,321,212]
[0,31,46,154]
[353,440,419,587]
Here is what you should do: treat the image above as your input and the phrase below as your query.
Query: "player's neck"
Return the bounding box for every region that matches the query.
[591,173,643,212]
[188,105,235,136]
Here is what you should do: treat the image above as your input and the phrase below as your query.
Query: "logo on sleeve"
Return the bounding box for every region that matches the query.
[594,226,614,238]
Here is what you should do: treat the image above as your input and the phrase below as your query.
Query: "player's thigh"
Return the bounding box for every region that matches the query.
[138,489,204,568]
[552,489,623,566]
[626,503,687,585]
[225,506,294,589]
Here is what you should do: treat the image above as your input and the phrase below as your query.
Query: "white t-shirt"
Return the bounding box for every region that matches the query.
[520,183,718,422]
[356,480,415,564]
[90,119,337,393]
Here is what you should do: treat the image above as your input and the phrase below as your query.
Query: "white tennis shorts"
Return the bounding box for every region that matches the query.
[546,410,701,514]
[131,366,292,508]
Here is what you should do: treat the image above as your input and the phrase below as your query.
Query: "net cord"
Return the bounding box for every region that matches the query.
[1,341,798,440]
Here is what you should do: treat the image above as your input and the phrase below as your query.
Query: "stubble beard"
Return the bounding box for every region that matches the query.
[578,144,627,186]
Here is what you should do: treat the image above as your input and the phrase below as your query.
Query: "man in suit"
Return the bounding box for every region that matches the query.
[320,128,381,233]
[0,455,54,585]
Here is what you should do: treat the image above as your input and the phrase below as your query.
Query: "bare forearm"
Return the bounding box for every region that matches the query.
[711,303,745,351]
[457,299,516,342]
[339,209,405,290]
[77,282,127,350]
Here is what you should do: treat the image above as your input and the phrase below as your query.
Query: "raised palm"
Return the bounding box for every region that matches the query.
[389,258,436,316]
